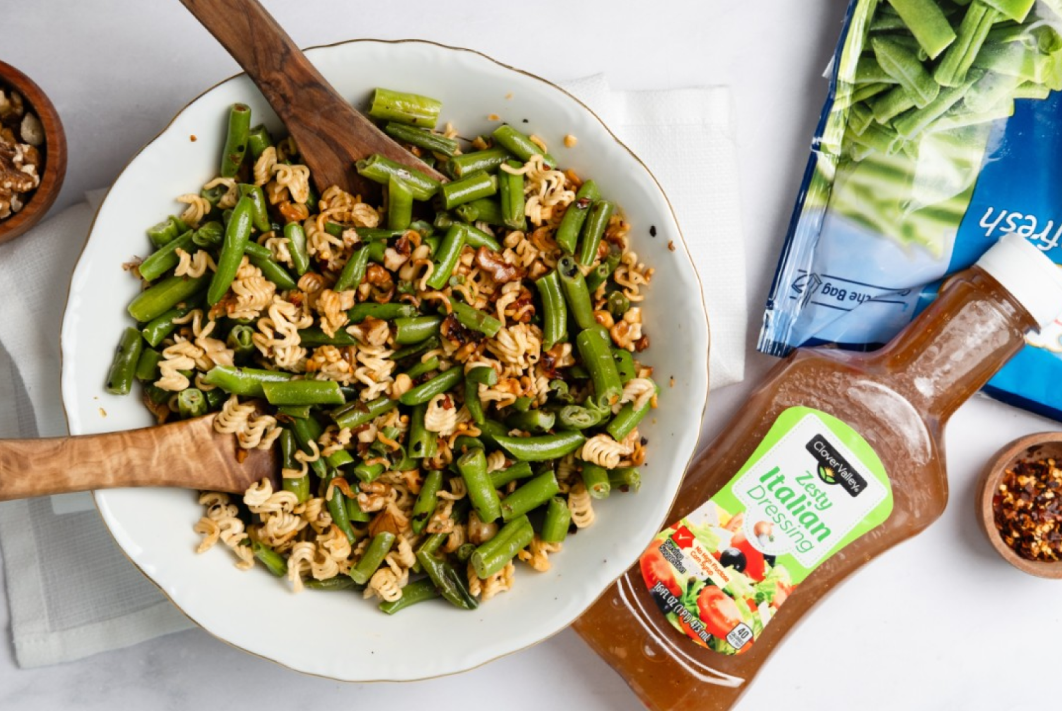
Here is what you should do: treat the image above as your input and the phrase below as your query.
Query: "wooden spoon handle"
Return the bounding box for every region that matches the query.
[178,0,445,195]
[0,415,274,501]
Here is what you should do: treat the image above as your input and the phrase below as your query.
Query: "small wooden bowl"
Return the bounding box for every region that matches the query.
[0,60,66,245]
[977,432,1062,579]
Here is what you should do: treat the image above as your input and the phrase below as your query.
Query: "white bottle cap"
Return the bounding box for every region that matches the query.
[976,234,1062,329]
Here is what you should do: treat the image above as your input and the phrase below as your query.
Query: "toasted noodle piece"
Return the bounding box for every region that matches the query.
[518,537,562,572]
[568,482,595,529]
[468,560,515,601]
[580,433,631,469]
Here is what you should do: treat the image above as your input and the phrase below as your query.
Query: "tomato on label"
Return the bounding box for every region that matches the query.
[730,532,766,582]
[696,585,744,641]
[640,541,682,598]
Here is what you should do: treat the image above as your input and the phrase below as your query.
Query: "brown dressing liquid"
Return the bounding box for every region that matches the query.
[573,267,1036,710]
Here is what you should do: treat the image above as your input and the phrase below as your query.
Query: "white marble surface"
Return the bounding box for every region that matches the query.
[3,1,1060,709]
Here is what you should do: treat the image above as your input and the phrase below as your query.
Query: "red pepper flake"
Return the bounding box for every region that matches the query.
[994,456,1062,561]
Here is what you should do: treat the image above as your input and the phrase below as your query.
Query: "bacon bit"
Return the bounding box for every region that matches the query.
[635,335,651,352]
[440,312,479,345]
[278,201,309,223]
[369,509,402,537]
[540,346,563,379]
[440,394,454,410]
[393,234,412,258]
[563,134,577,148]
[475,246,525,283]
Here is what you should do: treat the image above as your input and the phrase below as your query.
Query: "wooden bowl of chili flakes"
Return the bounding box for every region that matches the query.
[978,432,1062,579]
[0,59,66,245]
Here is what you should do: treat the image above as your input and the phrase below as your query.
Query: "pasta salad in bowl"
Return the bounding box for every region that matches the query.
[61,40,708,680]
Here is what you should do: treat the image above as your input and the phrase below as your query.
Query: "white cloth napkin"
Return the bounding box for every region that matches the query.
[0,74,746,668]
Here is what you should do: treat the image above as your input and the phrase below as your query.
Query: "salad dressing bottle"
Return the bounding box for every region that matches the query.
[573,234,1062,710]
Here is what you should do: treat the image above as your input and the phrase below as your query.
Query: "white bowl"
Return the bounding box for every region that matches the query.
[61,40,709,681]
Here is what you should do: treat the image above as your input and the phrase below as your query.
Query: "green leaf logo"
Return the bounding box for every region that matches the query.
[818,464,837,485]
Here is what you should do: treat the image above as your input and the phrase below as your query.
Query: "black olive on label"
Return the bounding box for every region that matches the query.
[764,554,776,567]
[719,547,747,572]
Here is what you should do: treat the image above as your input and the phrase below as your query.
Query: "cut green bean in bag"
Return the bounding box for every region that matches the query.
[761,0,1062,421]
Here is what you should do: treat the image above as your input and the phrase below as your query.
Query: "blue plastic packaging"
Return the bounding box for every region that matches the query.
[759,0,1062,419]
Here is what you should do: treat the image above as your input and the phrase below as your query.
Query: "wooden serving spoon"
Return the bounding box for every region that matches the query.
[178,0,447,196]
[0,414,278,500]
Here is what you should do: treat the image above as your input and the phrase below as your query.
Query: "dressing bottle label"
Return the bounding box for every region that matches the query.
[639,406,892,655]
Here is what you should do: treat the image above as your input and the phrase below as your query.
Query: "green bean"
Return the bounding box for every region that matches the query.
[247,124,273,160]
[491,125,557,168]
[540,497,571,543]
[505,408,555,433]
[408,403,438,460]
[577,326,623,403]
[450,301,502,338]
[207,195,255,306]
[332,395,397,430]
[239,183,271,232]
[534,271,567,349]
[489,461,533,489]
[220,103,252,178]
[356,154,441,200]
[379,578,440,614]
[394,316,442,345]
[297,327,358,348]
[612,348,638,385]
[446,147,512,179]
[464,366,496,426]
[606,291,631,318]
[609,466,641,493]
[885,0,957,59]
[276,223,308,278]
[105,327,144,395]
[585,247,622,293]
[493,431,586,462]
[352,460,386,484]
[868,86,917,125]
[581,463,611,499]
[853,56,897,86]
[934,3,997,87]
[176,388,207,418]
[305,577,359,592]
[328,488,358,545]
[348,302,418,323]
[455,198,507,230]
[192,220,224,249]
[262,379,345,407]
[871,36,940,108]
[557,399,610,430]
[252,540,287,577]
[463,222,502,251]
[425,224,467,290]
[279,429,311,502]
[383,121,459,156]
[500,470,560,522]
[577,200,616,267]
[226,324,256,360]
[607,395,655,441]
[134,346,161,382]
[471,514,534,578]
[139,229,195,282]
[204,387,227,410]
[247,251,297,291]
[453,436,484,454]
[392,335,440,362]
[330,245,369,293]
[893,77,979,138]
[350,532,397,585]
[412,469,443,534]
[457,449,502,523]
[277,404,312,419]
[419,532,448,558]
[557,255,595,330]
[146,215,188,248]
[416,550,478,610]
[201,365,292,397]
[404,356,440,380]
[399,365,463,406]
[455,543,477,562]
[384,175,413,232]
[440,172,497,210]
[128,274,210,323]
[369,88,441,128]
[347,495,371,523]
[499,160,527,231]
[555,180,600,253]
